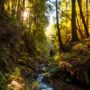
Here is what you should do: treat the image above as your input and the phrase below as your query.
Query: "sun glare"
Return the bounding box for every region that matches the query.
[23,11,28,20]
[45,24,53,38]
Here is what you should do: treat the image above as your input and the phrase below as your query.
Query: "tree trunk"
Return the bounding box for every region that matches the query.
[86,0,89,28]
[17,0,21,20]
[71,0,79,42]
[77,0,89,38]
[0,0,5,12]
[56,0,64,52]
[76,17,84,39]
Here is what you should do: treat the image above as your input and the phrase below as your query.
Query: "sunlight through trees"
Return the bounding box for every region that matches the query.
[0,0,90,90]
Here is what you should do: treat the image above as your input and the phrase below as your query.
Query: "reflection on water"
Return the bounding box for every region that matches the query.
[36,74,53,90]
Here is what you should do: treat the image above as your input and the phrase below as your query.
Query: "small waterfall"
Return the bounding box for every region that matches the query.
[37,74,43,83]
[36,74,53,90]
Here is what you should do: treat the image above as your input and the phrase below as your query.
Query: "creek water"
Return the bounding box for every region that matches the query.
[36,74,53,90]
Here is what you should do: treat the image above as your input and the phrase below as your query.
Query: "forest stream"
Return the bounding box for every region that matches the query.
[29,61,90,90]
[36,74,53,90]
[31,62,53,90]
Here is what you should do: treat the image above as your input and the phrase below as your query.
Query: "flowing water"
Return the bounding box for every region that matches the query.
[36,74,53,90]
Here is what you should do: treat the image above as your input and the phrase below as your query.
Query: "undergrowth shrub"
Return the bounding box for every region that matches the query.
[0,48,10,72]
[0,71,7,90]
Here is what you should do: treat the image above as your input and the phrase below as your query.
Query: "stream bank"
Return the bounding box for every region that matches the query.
[22,62,89,90]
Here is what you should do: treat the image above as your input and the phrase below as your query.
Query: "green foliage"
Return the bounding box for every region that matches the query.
[24,81,31,90]
[0,48,9,61]
[31,81,39,90]
[84,71,89,84]
[3,0,48,57]
[47,64,60,75]
[0,48,10,72]
[18,52,32,63]
[63,52,77,61]
[13,67,21,76]
[0,71,7,90]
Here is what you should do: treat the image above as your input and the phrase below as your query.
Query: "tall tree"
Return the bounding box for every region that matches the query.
[0,0,5,12]
[17,0,22,20]
[56,0,64,52]
[86,0,89,28]
[77,0,89,38]
[71,0,78,42]
[23,0,48,55]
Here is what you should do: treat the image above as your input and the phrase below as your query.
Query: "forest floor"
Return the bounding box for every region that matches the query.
[14,38,90,90]
[0,14,90,90]
[1,37,90,90]
[48,38,90,90]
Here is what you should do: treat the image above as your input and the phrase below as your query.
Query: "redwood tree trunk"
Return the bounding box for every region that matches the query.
[71,0,79,42]
[86,0,89,29]
[0,0,5,12]
[56,0,64,52]
[77,0,89,38]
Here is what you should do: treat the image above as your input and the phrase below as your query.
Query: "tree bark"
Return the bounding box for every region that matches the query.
[77,0,89,38]
[71,0,79,42]
[0,0,5,12]
[17,0,21,20]
[86,0,89,28]
[76,17,84,39]
[56,0,64,52]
